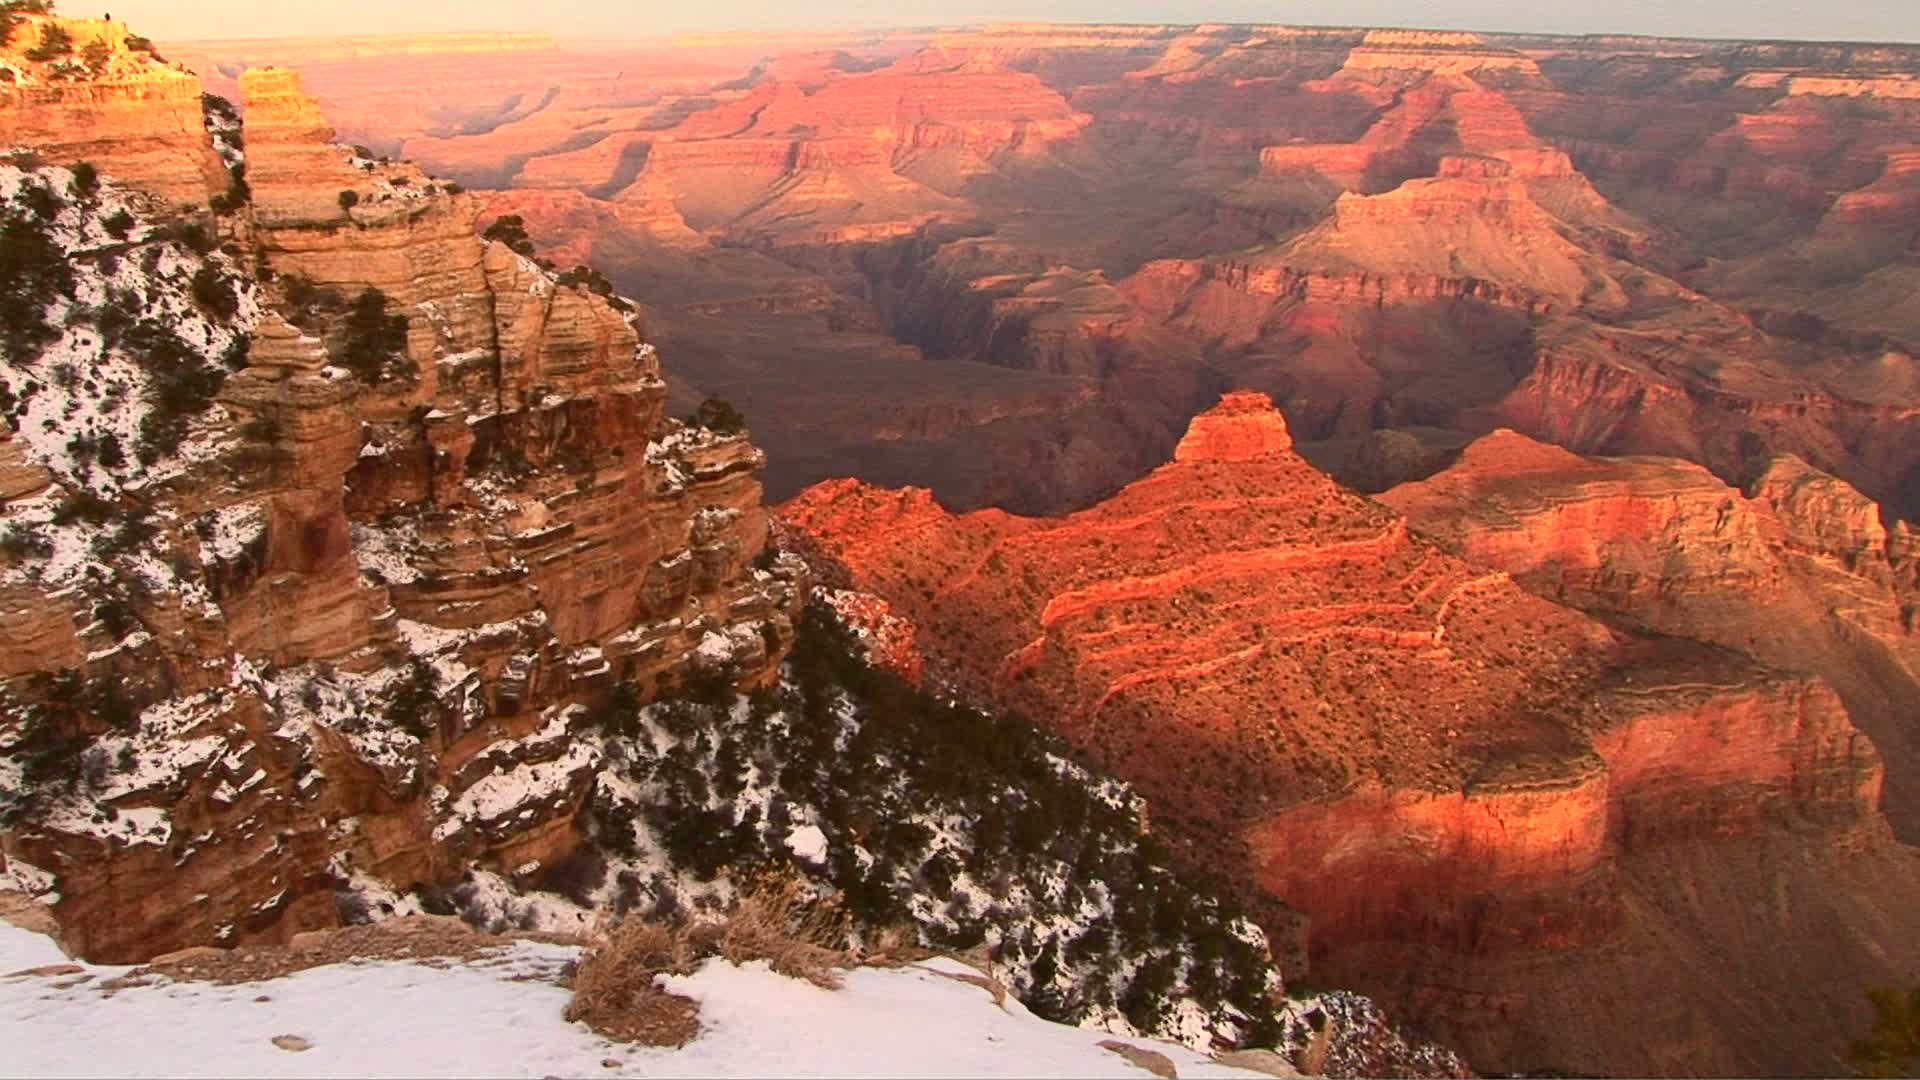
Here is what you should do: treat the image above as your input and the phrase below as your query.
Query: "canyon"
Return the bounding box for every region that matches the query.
[0,13,1913,1079]
[781,392,1920,1075]
[168,24,1920,521]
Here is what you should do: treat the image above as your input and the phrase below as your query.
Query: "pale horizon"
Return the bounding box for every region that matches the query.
[103,1,1920,47]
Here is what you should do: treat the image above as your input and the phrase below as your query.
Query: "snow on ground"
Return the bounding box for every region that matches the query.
[0,162,259,502]
[0,922,1265,1080]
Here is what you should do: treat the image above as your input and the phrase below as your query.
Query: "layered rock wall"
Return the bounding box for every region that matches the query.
[1381,429,1920,836]
[0,17,225,206]
[0,64,802,962]
[781,392,1900,1074]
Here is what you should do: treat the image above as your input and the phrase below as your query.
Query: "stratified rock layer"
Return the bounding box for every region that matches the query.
[0,64,802,963]
[782,391,1910,1076]
[1382,429,1920,832]
[0,17,226,206]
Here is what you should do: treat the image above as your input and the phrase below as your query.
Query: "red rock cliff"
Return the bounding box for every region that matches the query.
[0,63,803,963]
[780,391,1900,1075]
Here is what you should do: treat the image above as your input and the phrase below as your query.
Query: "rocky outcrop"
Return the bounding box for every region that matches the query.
[1483,316,1920,523]
[601,65,1091,244]
[1381,429,1920,834]
[780,391,1907,1075]
[780,390,1882,858]
[0,16,225,206]
[1337,31,1544,84]
[0,64,802,963]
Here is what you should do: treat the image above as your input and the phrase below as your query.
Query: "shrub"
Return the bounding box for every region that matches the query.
[279,272,338,331]
[68,161,98,198]
[565,872,855,1046]
[556,263,632,312]
[0,212,75,362]
[190,265,240,320]
[338,189,360,211]
[565,921,701,1047]
[12,713,87,792]
[80,38,107,71]
[0,523,51,560]
[92,596,137,638]
[481,214,537,258]
[544,846,610,907]
[334,286,409,383]
[200,92,238,123]
[333,891,376,926]
[101,208,134,239]
[95,431,125,469]
[51,490,114,527]
[700,874,854,989]
[384,659,439,739]
[1120,952,1180,1034]
[23,22,70,62]
[17,182,62,224]
[172,220,217,253]
[209,166,251,213]
[684,396,747,435]
[221,334,250,370]
[556,264,615,296]
[126,319,228,462]
[125,33,158,56]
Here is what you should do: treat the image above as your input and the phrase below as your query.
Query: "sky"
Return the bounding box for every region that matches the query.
[103,0,1920,44]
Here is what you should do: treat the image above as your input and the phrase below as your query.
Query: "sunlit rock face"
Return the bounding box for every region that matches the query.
[0,16,227,206]
[0,57,801,964]
[782,390,1908,1076]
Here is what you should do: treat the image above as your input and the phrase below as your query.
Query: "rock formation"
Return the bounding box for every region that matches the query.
[132,28,1920,1071]
[1381,429,1920,832]
[781,391,1919,1075]
[160,24,1920,522]
[0,15,226,206]
[0,48,802,963]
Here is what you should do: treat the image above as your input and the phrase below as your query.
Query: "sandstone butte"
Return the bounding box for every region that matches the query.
[0,22,803,963]
[780,390,1920,1076]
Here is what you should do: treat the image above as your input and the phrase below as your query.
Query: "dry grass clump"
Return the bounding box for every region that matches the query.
[565,873,871,1044]
[857,923,933,969]
[564,921,701,1047]
[694,872,857,990]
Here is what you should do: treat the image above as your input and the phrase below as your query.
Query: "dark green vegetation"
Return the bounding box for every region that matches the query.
[21,20,68,62]
[335,287,409,384]
[1851,984,1920,1078]
[684,396,747,436]
[0,1,55,46]
[0,186,76,365]
[565,603,1285,1047]
[129,316,237,462]
[481,214,537,258]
